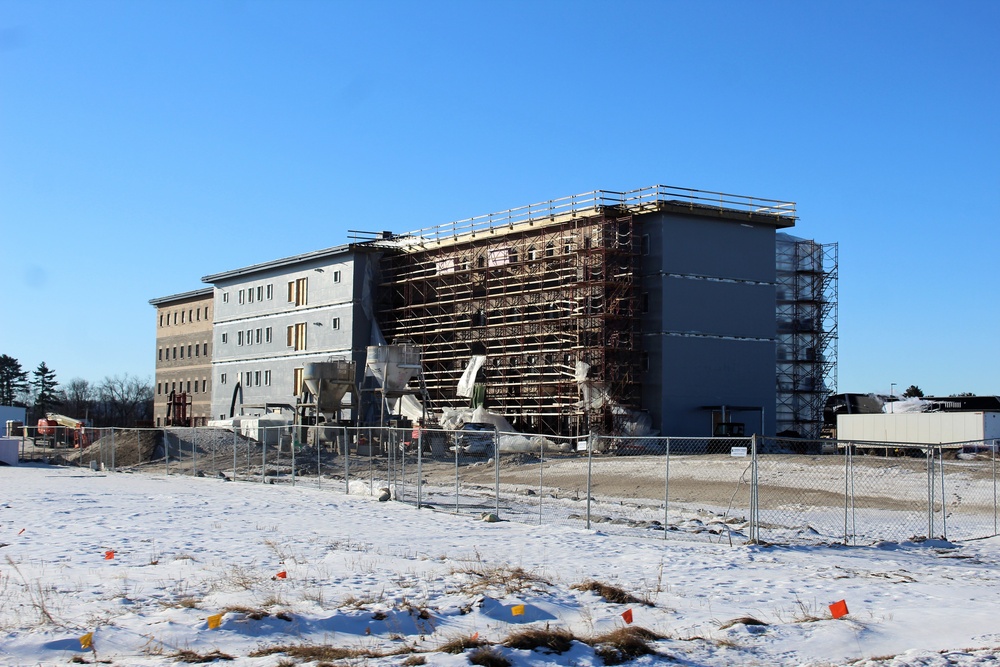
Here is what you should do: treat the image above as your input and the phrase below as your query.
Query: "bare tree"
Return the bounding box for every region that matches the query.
[60,378,95,421]
[98,375,153,427]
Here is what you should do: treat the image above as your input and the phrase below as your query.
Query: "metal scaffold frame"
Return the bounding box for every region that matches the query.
[775,238,839,438]
[376,207,642,437]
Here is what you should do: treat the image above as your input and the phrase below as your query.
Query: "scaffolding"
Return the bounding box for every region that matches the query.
[775,235,838,438]
[376,207,645,437]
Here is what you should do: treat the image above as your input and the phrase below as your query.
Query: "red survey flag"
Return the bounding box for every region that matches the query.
[275,571,287,579]
[104,550,115,560]
[829,599,849,619]
[621,609,633,624]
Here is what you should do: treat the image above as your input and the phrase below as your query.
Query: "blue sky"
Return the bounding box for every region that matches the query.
[1,1,997,397]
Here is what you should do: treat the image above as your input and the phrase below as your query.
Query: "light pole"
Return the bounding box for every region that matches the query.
[890,383,897,413]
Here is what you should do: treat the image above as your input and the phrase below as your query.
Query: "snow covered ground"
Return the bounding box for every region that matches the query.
[2,463,1000,666]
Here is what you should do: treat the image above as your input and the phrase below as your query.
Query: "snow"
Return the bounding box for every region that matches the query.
[2,464,1000,666]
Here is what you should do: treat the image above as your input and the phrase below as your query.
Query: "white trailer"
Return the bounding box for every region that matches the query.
[837,411,1000,445]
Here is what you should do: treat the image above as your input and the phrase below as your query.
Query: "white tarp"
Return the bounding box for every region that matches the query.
[457,355,487,398]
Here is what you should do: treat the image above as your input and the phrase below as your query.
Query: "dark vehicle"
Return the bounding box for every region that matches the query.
[452,422,495,456]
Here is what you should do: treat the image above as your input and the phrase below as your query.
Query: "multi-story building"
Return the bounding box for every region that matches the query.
[201,245,381,422]
[149,288,214,426]
[152,184,837,439]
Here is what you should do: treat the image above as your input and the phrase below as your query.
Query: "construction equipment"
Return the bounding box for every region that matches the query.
[36,413,90,448]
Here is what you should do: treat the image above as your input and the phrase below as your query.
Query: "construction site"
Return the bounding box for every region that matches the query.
[364,185,836,439]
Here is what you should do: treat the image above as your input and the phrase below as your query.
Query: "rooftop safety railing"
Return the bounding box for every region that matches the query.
[350,185,796,245]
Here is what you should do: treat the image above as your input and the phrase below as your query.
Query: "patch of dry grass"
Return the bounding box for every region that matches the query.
[437,635,488,654]
[169,648,234,663]
[571,580,653,607]
[585,626,663,665]
[717,616,768,630]
[503,627,575,654]
[467,646,511,667]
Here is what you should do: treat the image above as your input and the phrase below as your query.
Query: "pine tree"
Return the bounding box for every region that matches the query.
[32,362,61,417]
[902,385,924,398]
[0,355,29,405]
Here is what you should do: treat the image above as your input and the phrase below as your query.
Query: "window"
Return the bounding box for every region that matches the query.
[255,328,261,344]
[159,313,163,327]
[246,329,252,345]
[239,289,245,304]
[195,344,199,357]
[204,306,209,319]
[264,370,271,386]
[171,381,176,392]
[254,371,261,386]
[173,312,177,325]
[247,288,254,303]
[193,381,197,393]
[189,309,193,321]
[331,317,340,330]
[333,270,341,283]
[203,342,208,356]
[287,323,307,350]
[288,277,308,306]
[157,382,161,395]
[265,327,272,344]
[196,308,200,321]
[266,284,273,300]
[187,344,192,357]
[172,347,177,359]
[220,373,227,385]
[223,292,229,303]
[222,332,228,344]
[256,286,263,301]
[181,310,185,323]
[293,367,304,396]
[180,346,184,359]
[202,379,206,392]
[245,371,252,387]
[237,331,244,346]
[186,380,191,393]
[158,348,163,361]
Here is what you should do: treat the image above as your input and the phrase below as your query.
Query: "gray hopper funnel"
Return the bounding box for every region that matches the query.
[366,344,421,396]
[302,361,356,413]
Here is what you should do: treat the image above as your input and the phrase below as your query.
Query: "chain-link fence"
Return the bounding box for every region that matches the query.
[9,424,999,546]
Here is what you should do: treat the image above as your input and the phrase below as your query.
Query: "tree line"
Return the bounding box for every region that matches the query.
[0,354,153,427]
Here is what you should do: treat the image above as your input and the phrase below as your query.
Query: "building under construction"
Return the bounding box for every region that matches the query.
[371,185,835,439]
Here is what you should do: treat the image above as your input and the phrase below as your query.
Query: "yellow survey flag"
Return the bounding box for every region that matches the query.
[207,613,223,629]
[511,604,525,616]
[79,632,93,649]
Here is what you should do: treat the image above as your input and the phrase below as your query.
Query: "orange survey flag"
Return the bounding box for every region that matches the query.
[79,632,93,649]
[511,604,525,616]
[207,614,223,629]
[104,550,115,560]
[621,609,633,624]
[829,599,849,619]
[274,571,287,579]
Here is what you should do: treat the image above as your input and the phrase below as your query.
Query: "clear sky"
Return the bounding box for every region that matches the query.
[1,1,997,398]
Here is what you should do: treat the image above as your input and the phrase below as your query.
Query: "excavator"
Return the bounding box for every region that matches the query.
[36,413,90,448]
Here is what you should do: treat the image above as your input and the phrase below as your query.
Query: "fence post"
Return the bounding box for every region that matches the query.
[291,427,296,487]
[344,427,350,496]
[938,449,948,541]
[192,429,198,478]
[750,434,759,543]
[417,428,423,510]
[493,427,500,517]
[586,432,593,530]
[262,437,267,484]
[232,427,237,482]
[317,427,322,489]
[843,442,849,545]
[926,447,933,539]
[537,435,544,526]
[663,436,670,540]
[454,432,460,514]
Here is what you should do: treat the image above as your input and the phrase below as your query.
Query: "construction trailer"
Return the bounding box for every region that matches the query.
[372,185,803,438]
[837,412,1000,445]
